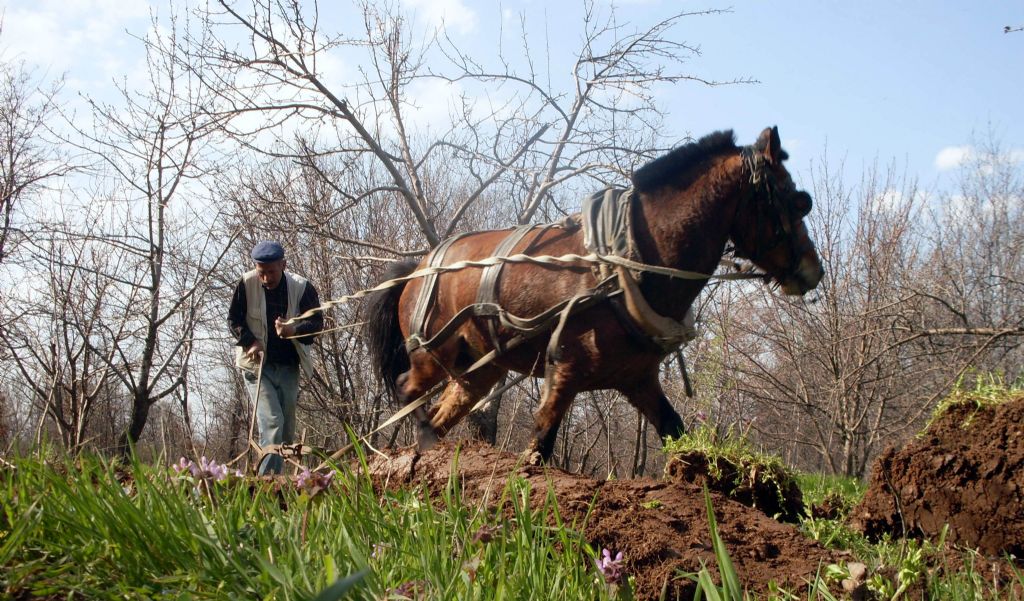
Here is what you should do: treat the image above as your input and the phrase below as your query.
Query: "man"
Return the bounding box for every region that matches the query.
[228,241,323,475]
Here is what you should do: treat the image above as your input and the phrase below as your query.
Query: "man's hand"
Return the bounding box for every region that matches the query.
[246,341,265,363]
[275,316,296,339]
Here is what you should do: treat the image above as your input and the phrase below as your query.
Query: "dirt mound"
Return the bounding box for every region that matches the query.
[852,394,1024,557]
[665,451,805,523]
[360,441,835,600]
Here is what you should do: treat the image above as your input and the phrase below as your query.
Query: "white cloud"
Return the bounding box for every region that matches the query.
[404,0,478,36]
[935,144,1024,178]
[934,145,974,171]
[876,188,905,212]
[403,77,461,133]
[3,0,150,84]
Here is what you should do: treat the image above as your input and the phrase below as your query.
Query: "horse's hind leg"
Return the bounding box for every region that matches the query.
[397,350,450,450]
[619,374,685,442]
[523,363,579,465]
[428,365,504,436]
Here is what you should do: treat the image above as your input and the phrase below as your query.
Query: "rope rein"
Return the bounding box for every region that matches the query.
[283,250,764,325]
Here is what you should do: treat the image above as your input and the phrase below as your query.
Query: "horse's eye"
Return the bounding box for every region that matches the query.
[791,191,812,218]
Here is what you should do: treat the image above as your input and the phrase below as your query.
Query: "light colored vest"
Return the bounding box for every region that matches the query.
[235,270,314,377]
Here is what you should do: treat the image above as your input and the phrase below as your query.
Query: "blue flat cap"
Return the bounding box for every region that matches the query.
[251,240,285,263]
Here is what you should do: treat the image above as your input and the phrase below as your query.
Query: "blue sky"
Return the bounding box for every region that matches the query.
[657,1,1024,186]
[2,0,1022,191]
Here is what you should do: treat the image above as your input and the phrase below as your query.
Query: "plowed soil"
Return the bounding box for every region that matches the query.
[852,394,1024,557]
[361,441,835,600]
[664,451,806,523]
[354,394,1024,598]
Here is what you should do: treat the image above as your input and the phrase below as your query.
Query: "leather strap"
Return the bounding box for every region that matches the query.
[475,225,537,354]
[406,232,471,351]
[475,225,537,311]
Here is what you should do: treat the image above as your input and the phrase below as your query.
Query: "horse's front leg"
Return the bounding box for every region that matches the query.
[618,373,686,442]
[397,350,449,451]
[428,365,504,436]
[523,362,579,465]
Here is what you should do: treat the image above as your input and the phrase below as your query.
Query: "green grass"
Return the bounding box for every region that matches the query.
[680,469,1024,600]
[2,451,1021,600]
[0,449,629,600]
[795,473,865,510]
[663,381,1024,600]
[663,423,803,522]
[5,376,1024,601]
[924,372,1024,433]
[664,424,791,481]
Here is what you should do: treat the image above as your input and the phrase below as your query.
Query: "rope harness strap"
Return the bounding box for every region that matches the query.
[285,250,761,326]
[407,232,472,352]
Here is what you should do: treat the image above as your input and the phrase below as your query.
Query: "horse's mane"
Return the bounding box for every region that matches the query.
[631,130,737,193]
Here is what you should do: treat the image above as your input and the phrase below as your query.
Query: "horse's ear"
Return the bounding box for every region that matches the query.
[756,126,783,165]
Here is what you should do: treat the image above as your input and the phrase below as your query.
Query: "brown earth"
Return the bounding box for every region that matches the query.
[664,451,805,523]
[852,394,1024,558]
[360,441,836,600]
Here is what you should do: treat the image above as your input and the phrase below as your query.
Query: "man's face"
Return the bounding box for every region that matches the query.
[255,259,286,290]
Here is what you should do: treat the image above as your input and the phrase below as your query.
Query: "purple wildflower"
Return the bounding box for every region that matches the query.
[296,467,335,493]
[172,456,240,481]
[198,456,236,481]
[595,548,625,584]
[199,457,225,480]
[173,457,194,475]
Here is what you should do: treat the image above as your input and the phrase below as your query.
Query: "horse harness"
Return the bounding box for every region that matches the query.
[403,187,697,381]
[738,146,805,277]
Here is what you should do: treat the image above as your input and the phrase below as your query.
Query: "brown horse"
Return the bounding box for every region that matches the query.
[365,127,823,463]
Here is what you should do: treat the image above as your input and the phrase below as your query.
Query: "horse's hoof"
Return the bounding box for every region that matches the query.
[416,425,439,452]
[520,448,544,466]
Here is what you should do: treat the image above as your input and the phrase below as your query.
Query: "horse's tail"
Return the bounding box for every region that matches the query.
[363,259,419,403]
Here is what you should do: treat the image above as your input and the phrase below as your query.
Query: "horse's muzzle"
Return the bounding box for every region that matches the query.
[780,254,824,295]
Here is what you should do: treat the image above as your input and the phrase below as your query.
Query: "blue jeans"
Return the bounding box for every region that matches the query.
[246,362,300,475]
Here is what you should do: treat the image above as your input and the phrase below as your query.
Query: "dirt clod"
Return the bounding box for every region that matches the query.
[664,451,805,523]
[852,394,1024,557]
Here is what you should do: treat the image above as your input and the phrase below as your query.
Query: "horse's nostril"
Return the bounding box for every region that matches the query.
[801,259,824,291]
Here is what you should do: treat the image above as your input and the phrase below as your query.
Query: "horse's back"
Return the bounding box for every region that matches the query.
[399,225,594,331]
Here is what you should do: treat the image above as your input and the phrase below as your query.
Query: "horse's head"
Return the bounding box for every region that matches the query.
[729,126,823,295]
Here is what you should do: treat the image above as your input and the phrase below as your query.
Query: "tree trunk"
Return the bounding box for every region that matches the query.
[117,390,151,458]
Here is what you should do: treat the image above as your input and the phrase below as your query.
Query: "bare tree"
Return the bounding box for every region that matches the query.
[911,133,1024,377]
[169,0,733,239]
[39,18,239,455]
[0,43,68,264]
[0,232,126,452]
[693,160,931,476]
[693,144,1023,477]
